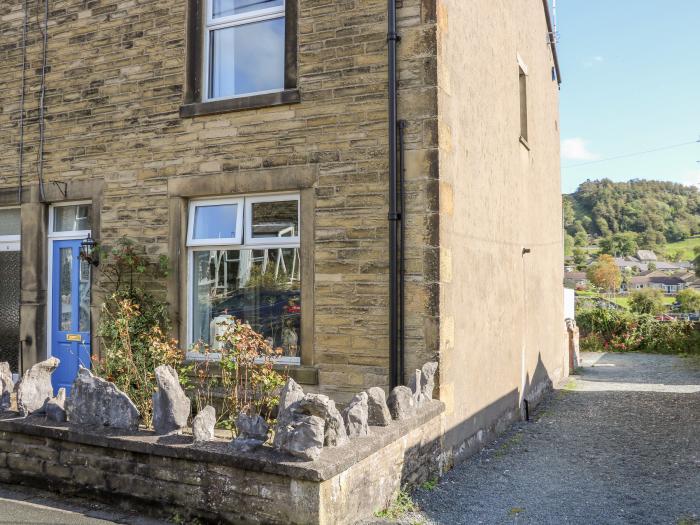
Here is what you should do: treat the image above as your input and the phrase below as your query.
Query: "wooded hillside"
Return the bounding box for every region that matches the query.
[564,179,700,250]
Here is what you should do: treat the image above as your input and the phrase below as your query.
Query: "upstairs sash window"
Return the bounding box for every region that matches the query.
[204,0,286,100]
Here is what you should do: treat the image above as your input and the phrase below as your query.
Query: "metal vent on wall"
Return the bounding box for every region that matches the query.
[0,251,21,372]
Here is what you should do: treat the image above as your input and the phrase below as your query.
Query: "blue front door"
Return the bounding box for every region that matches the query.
[51,239,91,395]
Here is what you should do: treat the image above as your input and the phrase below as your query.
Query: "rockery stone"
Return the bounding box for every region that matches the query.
[0,362,13,410]
[44,388,67,423]
[366,387,392,426]
[152,365,191,435]
[387,385,416,420]
[343,392,369,438]
[236,413,269,442]
[192,405,216,444]
[279,414,325,461]
[273,378,306,450]
[298,393,348,447]
[17,357,60,416]
[66,367,140,431]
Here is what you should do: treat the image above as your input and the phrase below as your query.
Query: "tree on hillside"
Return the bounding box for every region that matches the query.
[573,248,588,271]
[564,234,574,257]
[598,232,638,257]
[566,179,700,246]
[676,289,700,313]
[586,254,621,294]
[629,289,665,315]
[574,231,588,247]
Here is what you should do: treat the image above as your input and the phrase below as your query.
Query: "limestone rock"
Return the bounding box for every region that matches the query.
[192,405,216,444]
[152,365,191,435]
[278,377,305,414]
[0,362,13,410]
[420,361,439,400]
[408,362,439,404]
[66,367,140,431]
[45,388,67,423]
[229,437,266,453]
[408,369,429,406]
[298,393,348,447]
[17,357,60,416]
[273,378,306,449]
[366,387,392,426]
[343,392,369,438]
[236,413,269,442]
[387,385,416,420]
[280,414,325,461]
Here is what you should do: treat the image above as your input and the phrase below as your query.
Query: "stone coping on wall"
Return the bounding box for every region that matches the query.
[0,401,444,482]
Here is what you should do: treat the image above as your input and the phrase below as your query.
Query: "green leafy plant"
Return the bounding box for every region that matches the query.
[375,490,418,520]
[577,307,699,355]
[188,318,287,434]
[93,238,185,427]
[420,478,438,491]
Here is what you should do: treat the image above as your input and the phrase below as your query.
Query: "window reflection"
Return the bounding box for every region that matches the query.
[192,248,300,361]
[79,259,90,332]
[0,208,20,237]
[54,205,91,233]
[59,248,72,331]
[212,0,283,18]
[251,200,298,238]
[193,203,238,240]
[209,18,285,99]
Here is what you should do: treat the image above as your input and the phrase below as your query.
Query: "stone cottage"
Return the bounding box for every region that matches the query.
[0,0,564,461]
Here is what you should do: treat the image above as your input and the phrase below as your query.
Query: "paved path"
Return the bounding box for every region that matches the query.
[406,352,700,525]
[0,484,168,525]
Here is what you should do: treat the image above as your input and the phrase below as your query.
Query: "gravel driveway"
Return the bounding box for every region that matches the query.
[402,352,700,525]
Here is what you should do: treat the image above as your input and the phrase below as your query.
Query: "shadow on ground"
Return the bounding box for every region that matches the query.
[406,352,700,525]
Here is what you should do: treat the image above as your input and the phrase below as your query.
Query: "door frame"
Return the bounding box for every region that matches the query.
[46,201,92,360]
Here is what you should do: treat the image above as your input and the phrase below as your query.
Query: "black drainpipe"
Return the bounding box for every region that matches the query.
[388,0,402,389]
[398,120,407,386]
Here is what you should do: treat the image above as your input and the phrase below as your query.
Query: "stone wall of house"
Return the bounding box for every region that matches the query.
[0,401,445,524]
[434,0,565,461]
[0,0,440,401]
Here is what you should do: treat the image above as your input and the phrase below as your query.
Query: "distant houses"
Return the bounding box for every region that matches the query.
[626,272,688,293]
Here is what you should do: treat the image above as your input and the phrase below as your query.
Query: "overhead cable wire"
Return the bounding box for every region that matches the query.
[562,140,699,169]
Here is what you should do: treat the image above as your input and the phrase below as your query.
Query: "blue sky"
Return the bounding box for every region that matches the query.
[558,0,700,194]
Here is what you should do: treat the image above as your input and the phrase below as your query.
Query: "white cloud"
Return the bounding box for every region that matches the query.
[583,56,604,68]
[561,138,600,161]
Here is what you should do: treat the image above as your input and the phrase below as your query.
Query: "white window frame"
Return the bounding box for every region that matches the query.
[186,192,301,364]
[187,197,245,247]
[0,206,21,250]
[245,193,300,246]
[202,0,286,102]
[48,200,92,240]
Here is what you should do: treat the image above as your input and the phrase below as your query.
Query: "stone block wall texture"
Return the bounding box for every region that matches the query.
[0,402,445,524]
[0,0,564,467]
[0,0,440,402]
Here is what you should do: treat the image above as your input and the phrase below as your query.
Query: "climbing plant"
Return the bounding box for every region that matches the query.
[92,237,185,427]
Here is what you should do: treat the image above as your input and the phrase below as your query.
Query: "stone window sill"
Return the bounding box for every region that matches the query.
[180,89,301,118]
[183,356,318,385]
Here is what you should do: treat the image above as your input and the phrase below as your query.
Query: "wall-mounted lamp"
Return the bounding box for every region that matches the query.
[80,233,99,267]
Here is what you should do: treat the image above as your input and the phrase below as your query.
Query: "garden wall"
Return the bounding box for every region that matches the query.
[0,401,445,524]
